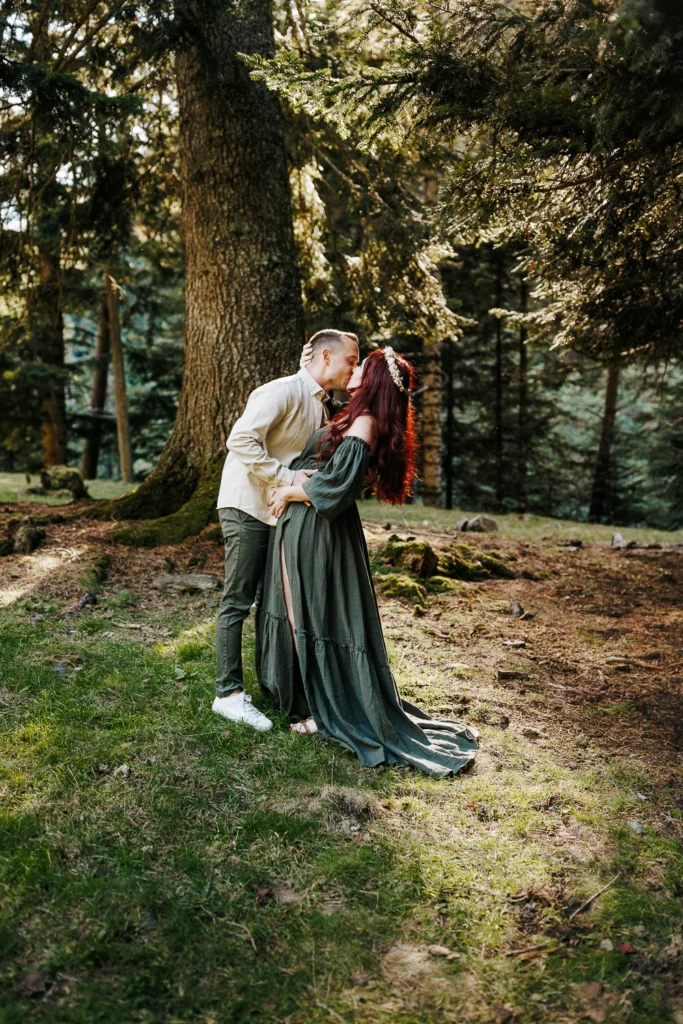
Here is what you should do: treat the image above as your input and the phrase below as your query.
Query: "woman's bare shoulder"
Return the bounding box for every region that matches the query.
[343,413,377,445]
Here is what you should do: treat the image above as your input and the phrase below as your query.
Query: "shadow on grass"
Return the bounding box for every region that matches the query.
[0,612,681,1024]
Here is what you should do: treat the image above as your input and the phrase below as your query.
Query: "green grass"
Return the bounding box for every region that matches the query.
[0,472,137,505]
[358,498,683,545]
[0,595,681,1023]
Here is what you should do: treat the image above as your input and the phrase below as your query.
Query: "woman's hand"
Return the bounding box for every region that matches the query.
[269,483,312,518]
[269,486,293,519]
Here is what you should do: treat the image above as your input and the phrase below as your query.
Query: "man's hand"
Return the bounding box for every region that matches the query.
[292,469,316,486]
[300,341,314,368]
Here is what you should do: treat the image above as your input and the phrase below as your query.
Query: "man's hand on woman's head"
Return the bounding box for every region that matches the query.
[300,341,314,368]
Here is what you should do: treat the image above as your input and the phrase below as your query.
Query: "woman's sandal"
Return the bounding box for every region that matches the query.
[289,717,319,735]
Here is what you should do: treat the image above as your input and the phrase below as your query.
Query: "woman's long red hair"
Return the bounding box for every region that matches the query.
[318,348,418,504]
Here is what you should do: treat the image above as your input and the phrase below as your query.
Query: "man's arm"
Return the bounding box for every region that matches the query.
[227,383,299,487]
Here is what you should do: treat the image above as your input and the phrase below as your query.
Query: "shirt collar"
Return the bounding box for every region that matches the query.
[297,366,326,400]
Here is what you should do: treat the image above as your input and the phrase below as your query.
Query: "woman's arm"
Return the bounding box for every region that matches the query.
[268,484,309,519]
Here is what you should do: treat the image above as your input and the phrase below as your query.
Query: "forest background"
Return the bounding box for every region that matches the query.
[1,0,682,535]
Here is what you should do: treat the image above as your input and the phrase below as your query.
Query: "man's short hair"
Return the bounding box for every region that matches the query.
[309,328,359,353]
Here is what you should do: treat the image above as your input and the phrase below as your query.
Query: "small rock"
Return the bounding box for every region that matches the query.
[151,573,222,594]
[509,601,525,618]
[502,639,526,649]
[466,514,499,533]
[30,614,46,625]
[272,881,305,905]
[113,763,132,779]
[559,538,583,548]
[20,970,52,998]
[446,662,472,670]
[413,605,425,617]
[456,518,469,531]
[498,669,529,681]
[75,592,97,611]
[93,763,111,776]
[521,726,543,739]
[612,532,626,548]
[628,820,644,834]
[599,938,614,951]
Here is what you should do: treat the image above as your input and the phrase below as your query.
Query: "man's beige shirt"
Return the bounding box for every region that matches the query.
[216,367,326,526]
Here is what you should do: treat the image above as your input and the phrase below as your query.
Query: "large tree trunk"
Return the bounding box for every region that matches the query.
[421,338,443,507]
[105,270,134,483]
[589,357,620,523]
[38,248,67,467]
[109,0,304,543]
[81,287,110,480]
[517,279,529,513]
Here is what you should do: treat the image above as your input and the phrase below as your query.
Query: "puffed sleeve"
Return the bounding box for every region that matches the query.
[301,436,370,522]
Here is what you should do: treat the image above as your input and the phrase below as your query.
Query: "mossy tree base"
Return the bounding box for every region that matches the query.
[109,459,223,548]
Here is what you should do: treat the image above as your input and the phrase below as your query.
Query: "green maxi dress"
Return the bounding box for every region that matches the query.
[256,429,479,778]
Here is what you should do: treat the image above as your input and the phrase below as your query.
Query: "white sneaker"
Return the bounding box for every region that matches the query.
[212,692,273,732]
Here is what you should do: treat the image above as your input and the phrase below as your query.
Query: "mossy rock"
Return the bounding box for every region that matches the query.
[78,552,112,593]
[437,547,490,582]
[41,466,90,500]
[479,553,517,579]
[425,575,464,595]
[380,535,438,578]
[378,573,427,605]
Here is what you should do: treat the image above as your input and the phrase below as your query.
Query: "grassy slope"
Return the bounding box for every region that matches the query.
[0,508,681,1023]
[358,499,683,546]
[0,473,136,505]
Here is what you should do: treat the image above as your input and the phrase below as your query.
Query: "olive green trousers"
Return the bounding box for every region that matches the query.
[215,508,271,698]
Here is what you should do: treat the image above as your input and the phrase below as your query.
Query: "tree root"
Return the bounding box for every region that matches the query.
[109,459,223,547]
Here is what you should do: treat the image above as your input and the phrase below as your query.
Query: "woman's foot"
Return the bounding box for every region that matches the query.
[289,717,319,735]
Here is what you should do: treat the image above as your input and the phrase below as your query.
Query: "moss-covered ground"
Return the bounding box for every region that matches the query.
[0,501,681,1023]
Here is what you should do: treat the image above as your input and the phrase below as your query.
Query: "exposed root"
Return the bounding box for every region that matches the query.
[109,460,222,547]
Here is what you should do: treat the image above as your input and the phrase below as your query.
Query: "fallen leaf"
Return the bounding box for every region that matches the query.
[615,941,638,954]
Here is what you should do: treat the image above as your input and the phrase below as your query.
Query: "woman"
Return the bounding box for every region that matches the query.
[256,347,478,778]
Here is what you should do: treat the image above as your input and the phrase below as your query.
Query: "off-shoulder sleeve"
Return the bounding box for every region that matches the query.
[301,435,370,522]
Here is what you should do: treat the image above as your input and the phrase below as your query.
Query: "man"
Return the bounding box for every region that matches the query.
[213,329,360,730]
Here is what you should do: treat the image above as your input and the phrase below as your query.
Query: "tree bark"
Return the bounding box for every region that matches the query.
[517,278,528,512]
[589,357,620,523]
[421,338,443,507]
[81,287,110,480]
[108,0,305,538]
[493,256,504,511]
[105,270,134,483]
[38,248,67,467]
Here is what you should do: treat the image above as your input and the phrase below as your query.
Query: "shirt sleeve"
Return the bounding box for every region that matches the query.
[226,382,296,487]
[301,436,370,522]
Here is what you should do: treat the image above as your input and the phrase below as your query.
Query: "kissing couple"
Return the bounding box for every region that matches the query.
[212,329,478,778]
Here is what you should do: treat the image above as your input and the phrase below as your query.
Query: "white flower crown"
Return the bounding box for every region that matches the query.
[383,346,408,393]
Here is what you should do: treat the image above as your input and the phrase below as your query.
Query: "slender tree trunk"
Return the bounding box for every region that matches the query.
[105,271,134,483]
[589,357,620,523]
[517,279,529,512]
[81,288,111,480]
[493,256,504,511]
[38,248,67,467]
[443,340,455,510]
[421,338,443,507]
[109,0,304,535]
